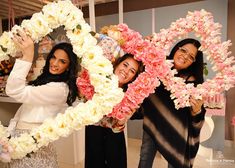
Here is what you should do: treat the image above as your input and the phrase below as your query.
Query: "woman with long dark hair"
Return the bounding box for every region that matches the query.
[5,29,79,168]
[138,38,206,168]
[28,42,79,106]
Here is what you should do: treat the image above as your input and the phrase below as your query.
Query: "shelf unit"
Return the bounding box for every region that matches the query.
[0,96,17,103]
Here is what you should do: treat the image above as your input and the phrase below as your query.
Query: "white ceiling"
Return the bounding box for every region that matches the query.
[0,0,117,19]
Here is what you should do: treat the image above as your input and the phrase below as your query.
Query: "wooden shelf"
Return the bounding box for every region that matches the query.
[0,96,18,103]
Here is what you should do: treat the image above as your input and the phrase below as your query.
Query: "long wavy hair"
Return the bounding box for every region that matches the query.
[168,38,204,84]
[113,53,144,91]
[28,42,79,106]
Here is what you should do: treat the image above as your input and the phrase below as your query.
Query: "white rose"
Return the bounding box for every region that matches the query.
[57,1,75,24]
[66,30,86,44]
[31,119,59,147]
[21,13,52,42]
[9,133,37,159]
[42,2,60,29]
[81,100,104,124]
[89,74,118,93]
[0,32,17,56]
[0,49,9,61]
[85,58,113,75]
[64,10,85,30]
[81,35,98,52]
[54,113,73,137]
[64,106,84,129]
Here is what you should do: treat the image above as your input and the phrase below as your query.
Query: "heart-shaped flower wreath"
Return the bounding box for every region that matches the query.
[110,9,235,119]
[151,9,235,109]
[77,23,168,120]
[77,9,235,121]
[0,0,123,162]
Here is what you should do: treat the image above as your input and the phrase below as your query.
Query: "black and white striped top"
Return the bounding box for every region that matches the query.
[142,82,206,168]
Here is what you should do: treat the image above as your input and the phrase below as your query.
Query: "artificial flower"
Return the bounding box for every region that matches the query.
[0,0,123,161]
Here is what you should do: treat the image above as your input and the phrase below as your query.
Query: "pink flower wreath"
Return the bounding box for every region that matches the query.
[77,24,168,120]
[77,9,235,120]
[150,9,235,109]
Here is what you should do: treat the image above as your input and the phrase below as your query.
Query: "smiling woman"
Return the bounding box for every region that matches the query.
[113,54,141,88]
[3,30,79,168]
[85,53,143,168]
[174,44,198,71]
[138,38,206,168]
[49,49,71,75]
[178,47,196,62]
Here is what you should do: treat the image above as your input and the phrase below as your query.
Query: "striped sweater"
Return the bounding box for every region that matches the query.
[142,83,206,168]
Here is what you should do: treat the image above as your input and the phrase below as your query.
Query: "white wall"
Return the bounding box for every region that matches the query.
[155,0,227,41]
[95,0,227,38]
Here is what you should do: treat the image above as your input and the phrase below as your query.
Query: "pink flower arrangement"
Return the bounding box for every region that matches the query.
[0,139,13,162]
[77,23,167,120]
[107,24,167,120]
[76,68,95,100]
[150,9,235,109]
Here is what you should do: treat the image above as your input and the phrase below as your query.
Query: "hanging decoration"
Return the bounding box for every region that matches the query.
[8,0,15,30]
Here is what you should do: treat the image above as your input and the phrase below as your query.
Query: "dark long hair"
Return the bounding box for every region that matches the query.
[28,42,79,106]
[168,38,204,84]
[113,53,144,91]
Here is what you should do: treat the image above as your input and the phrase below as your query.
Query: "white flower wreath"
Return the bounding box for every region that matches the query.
[0,0,124,161]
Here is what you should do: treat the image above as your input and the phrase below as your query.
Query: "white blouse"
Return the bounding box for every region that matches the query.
[6,59,69,128]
